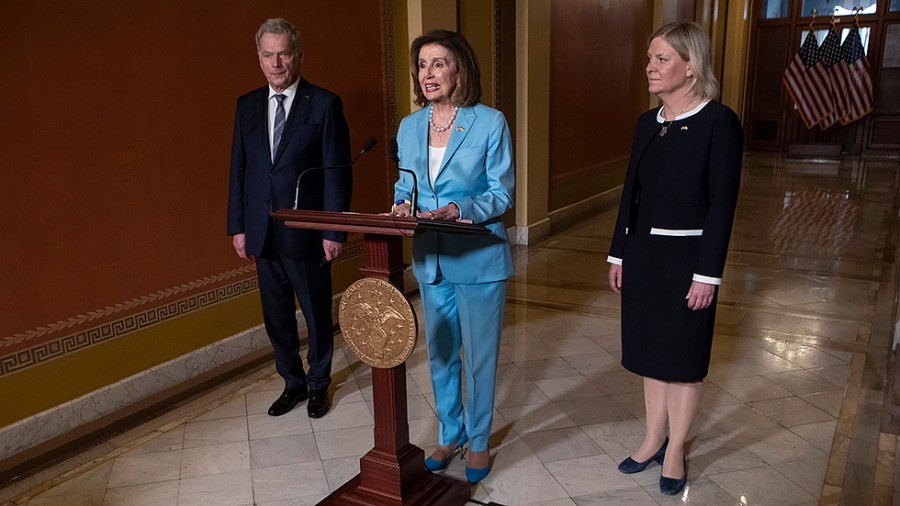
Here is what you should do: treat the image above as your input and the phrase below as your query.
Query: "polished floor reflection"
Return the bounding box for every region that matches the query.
[2,153,898,505]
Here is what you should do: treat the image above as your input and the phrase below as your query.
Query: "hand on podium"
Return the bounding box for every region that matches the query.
[386,201,412,217]
[420,203,458,221]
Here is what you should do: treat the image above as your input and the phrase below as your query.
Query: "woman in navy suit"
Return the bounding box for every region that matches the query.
[607,21,743,496]
[389,29,514,484]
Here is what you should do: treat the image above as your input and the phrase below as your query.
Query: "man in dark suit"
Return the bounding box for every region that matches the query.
[227,18,351,418]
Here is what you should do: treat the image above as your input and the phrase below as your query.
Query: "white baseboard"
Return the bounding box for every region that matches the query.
[511,186,622,246]
[0,319,274,461]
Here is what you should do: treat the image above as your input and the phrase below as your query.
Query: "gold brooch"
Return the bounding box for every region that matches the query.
[455,126,465,132]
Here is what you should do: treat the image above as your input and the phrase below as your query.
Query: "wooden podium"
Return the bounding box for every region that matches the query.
[270,210,489,506]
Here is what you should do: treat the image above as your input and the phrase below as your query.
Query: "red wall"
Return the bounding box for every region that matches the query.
[549,0,651,196]
[0,1,388,339]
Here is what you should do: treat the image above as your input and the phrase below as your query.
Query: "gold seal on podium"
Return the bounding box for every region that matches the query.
[339,278,417,369]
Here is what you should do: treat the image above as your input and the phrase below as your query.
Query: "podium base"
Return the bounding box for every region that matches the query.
[317,473,470,505]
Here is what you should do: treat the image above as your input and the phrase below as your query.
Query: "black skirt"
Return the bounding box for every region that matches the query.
[620,130,716,382]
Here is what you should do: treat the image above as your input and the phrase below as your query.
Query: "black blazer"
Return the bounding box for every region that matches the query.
[227,78,352,260]
[608,101,743,283]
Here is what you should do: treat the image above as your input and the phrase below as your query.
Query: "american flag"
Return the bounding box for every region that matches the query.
[783,30,834,129]
[837,22,874,125]
[819,25,844,130]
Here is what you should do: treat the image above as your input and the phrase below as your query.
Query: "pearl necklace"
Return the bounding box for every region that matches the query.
[659,99,695,137]
[428,104,458,133]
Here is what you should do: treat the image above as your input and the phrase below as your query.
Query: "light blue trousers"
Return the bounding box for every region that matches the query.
[419,277,506,452]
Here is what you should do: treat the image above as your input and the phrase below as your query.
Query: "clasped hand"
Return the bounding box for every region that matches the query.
[387,202,459,221]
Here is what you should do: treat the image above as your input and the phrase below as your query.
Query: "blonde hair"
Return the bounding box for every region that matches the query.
[650,21,719,100]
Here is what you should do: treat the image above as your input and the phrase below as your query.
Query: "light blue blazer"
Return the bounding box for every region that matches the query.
[394,103,515,285]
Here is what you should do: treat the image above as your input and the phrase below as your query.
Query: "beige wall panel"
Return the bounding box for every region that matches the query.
[459,0,496,107]
[515,0,551,229]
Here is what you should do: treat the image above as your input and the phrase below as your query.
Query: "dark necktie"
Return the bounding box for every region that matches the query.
[272,94,286,162]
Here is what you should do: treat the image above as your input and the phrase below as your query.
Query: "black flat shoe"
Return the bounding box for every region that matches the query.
[659,455,688,495]
[618,437,668,474]
[307,389,330,418]
[268,388,308,416]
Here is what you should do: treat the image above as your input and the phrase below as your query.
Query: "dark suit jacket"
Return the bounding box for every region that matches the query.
[227,78,352,260]
[608,101,743,283]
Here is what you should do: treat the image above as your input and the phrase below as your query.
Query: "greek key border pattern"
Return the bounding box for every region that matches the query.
[381,0,399,200]
[342,239,365,260]
[2,265,257,349]
[0,267,258,377]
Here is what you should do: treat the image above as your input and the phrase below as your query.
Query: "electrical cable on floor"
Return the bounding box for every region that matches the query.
[466,499,506,506]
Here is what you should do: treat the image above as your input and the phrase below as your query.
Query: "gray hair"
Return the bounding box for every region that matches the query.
[649,21,719,101]
[255,18,302,55]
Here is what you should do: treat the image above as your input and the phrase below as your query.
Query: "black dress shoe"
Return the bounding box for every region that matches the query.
[267,388,308,416]
[307,389,330,418]
[660,455,688,495]
[618,437,668,474]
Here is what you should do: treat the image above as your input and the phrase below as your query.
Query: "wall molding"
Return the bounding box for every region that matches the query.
[513,185,622,246]
[548,186,622,232]
[514,219,551,246]
[0,265,259,377]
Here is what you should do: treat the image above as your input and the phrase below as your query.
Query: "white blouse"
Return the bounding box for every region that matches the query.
[428,145,446,186]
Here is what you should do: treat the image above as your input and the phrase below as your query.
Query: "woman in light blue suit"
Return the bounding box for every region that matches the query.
[389,29,514,484]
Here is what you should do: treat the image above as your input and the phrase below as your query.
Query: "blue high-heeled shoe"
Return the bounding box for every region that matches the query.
[465,462,490,484]
[424,431,468,472]
[465,447,491,484]
[659,455,688,495]
[617,437,668,474]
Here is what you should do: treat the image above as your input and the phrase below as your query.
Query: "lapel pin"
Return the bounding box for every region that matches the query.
[456,126,465,132]
[680,126,688,131]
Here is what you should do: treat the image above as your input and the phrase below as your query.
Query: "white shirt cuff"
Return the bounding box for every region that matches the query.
[692,273,721,285]
[607,256,622,265]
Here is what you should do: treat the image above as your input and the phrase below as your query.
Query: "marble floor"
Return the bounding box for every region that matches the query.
[2,152,899,505]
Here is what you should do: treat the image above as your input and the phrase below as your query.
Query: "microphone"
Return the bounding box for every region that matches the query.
[356,137,378,159]
[389,139,418,218]
[293,137,377,209]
